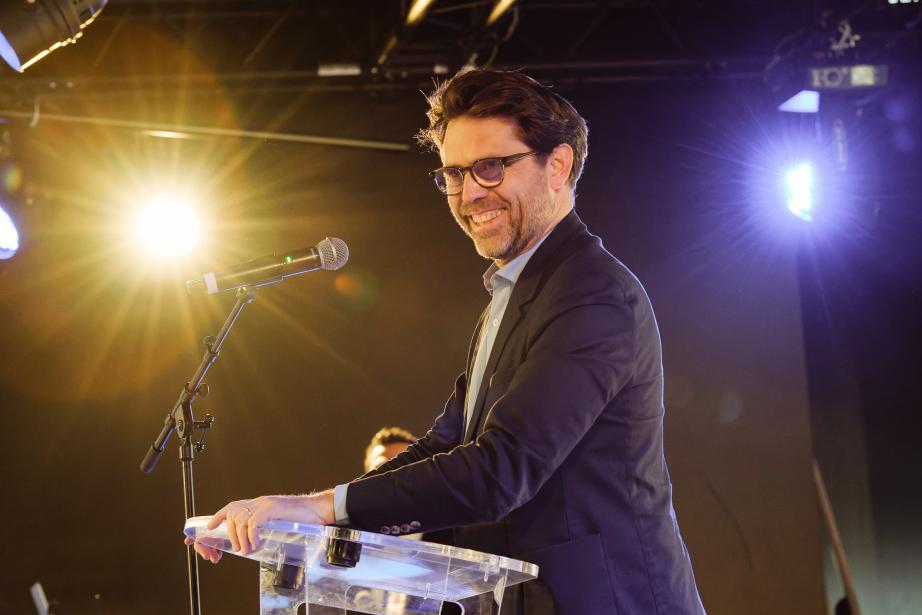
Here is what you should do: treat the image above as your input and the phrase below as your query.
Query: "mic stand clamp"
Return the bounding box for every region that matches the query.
[192,414,215,452]
[138,286,259,615]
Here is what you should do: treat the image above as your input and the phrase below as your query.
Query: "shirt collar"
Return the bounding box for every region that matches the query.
[482,230,552,295]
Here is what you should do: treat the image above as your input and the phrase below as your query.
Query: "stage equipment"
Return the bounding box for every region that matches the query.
[30,582,49,615]
[184,517,539,615]
[140,238,349,615]
[486,0,518,26]
[406,0,437,26]
[778,90,820,114]
[0,201,18,259]
[814,460,862,615]
[186,237,349,295]
[0,0,107,72]
[0,109,412,152]
[768,15,893,115]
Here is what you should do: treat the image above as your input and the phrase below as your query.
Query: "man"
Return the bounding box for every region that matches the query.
[190,69,705,614]
[363,426,416,473]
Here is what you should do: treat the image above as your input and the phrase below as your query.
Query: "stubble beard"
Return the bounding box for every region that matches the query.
[458,188,556,262]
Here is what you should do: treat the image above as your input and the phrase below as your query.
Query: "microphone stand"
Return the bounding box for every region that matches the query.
[139,286,259,615]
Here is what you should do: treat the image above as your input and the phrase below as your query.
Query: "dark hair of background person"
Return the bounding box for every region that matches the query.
[364,426,417,470]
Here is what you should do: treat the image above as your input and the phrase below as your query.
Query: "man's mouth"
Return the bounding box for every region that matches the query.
[469,208,504,226]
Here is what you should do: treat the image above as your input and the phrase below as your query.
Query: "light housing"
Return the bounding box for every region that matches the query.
[778,90,820,114]
[486,0,518,26]
[405,0,436,26]
[0,0,107,72]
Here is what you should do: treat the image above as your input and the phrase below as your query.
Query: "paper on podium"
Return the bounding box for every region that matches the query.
[184,516,538,614]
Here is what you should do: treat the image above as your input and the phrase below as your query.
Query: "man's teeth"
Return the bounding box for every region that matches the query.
[471,209,502,224]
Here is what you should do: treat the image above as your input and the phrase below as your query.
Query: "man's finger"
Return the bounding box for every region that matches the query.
[206,507,229,530]
[235,509,252,554]
[193,542,220,563]
[247,508,266,551]
[225,513,240,552]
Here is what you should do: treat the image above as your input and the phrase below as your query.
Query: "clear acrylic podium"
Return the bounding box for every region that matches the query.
[184,517,538,615]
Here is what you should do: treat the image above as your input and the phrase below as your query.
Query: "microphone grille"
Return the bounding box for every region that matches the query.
[317,237,349,270]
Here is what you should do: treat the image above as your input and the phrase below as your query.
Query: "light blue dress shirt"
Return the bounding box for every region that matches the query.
[333,232,552,525]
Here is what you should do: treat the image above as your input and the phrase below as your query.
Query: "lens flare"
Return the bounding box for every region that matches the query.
[334,270,380,312]
[1,162,23,192]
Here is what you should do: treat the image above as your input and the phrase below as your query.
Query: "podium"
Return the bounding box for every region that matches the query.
[184,517,538,614]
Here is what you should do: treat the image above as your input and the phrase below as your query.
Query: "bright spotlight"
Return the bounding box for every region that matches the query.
[784,163,815,222]
[0,0,107,72]
[0,203,19,259]
[778,90,820,114]
[486,0,519,26]
[405,0,436,26]
[135,199,200,257]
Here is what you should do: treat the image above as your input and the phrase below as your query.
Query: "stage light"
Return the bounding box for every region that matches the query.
[778,90,820,114]
[486,0,518,26]
[784,163,815,222]
[809,64,889,90]
[0,202,19,259]
[405,0,436,26]
[0,0,107,72]
[135,198,200,257]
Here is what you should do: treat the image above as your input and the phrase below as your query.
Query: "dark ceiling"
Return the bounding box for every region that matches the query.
[1,0,920,118]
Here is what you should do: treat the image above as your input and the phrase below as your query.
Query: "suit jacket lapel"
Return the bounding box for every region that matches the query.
[463,211,587,443]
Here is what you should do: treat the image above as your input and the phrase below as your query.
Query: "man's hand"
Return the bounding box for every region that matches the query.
[185,490,336,562]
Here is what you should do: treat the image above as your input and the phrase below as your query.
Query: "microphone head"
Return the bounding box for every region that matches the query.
[317,237,349,270]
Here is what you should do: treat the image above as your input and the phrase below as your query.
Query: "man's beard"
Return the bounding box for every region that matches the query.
[458,188,555,262]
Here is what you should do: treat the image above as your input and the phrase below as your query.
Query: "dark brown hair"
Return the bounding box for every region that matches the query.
[366,426,416,456]
[417,69,589,189]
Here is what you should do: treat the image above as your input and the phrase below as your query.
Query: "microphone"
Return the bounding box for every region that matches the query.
[186,237,349,295]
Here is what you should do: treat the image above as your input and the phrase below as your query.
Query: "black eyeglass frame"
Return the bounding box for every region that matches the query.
[429,151,539,195]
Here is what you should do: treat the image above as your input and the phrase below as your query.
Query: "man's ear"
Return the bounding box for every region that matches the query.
[547,143,574,191]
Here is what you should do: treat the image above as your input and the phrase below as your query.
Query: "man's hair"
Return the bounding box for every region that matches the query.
[417,69,589,190]
[365,426,417,458]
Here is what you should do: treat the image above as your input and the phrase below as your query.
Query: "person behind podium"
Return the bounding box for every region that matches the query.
[363,426,417,473]
[189,68,706,615]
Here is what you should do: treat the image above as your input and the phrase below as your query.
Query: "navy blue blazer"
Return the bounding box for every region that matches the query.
[347,212,705,614]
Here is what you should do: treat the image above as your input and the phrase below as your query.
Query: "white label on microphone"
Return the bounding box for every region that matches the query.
[204,272,218,294]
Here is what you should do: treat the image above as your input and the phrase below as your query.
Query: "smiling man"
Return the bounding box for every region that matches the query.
[191,70,705,615]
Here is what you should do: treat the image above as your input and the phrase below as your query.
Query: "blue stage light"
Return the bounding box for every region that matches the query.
[0,203,19,259]
[778,90,820,114]
[784,163,815,222]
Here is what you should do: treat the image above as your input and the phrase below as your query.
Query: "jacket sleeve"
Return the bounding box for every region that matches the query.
[345,267,638,532]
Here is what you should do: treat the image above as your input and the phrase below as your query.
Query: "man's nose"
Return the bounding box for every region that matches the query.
[461,170,488,201]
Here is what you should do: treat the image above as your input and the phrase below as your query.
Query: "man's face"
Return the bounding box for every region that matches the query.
[441,116,561,264]
[364,442,410,473]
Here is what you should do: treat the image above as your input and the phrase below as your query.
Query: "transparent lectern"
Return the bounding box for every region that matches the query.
[184,517,538,614]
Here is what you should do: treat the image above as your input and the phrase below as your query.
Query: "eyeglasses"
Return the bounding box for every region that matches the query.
[429,151,538,195]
